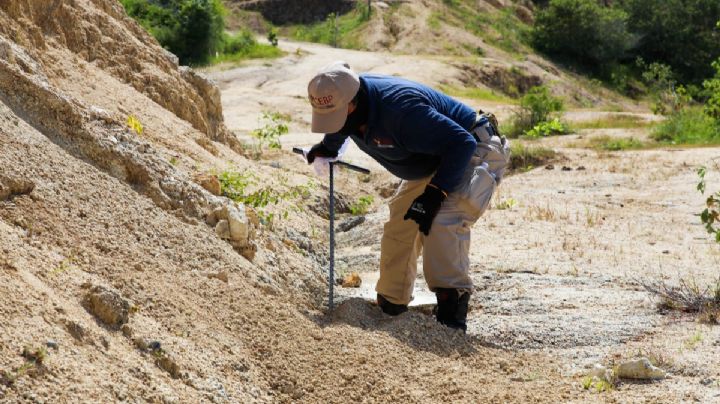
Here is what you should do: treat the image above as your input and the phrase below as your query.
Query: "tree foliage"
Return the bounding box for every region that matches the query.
[532,0,634,68]
[120,0,225,66]
[621,0,720,84]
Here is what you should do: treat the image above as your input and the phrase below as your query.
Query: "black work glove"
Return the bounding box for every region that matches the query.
[403,185,447,236]
[306,142,338,164]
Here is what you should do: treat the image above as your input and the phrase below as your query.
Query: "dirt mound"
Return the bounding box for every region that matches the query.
[0,0,227,142]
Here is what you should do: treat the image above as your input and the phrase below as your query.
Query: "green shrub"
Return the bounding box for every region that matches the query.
[704,58,720,120]
[652,107,720,145]
[121,0,225,66]
[697,166,720,243]
[520,86,564,126]
[251,112,289,151]
[532,0,634,68]
[507,86,565,137]
[218,170,315,224]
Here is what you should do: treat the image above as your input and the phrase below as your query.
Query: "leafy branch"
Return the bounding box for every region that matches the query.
[697,166,720,243]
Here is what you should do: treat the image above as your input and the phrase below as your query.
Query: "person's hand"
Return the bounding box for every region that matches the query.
[403,185,447,235]
[306,142,338,164]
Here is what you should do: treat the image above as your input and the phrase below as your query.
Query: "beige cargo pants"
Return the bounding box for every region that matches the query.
[375,121,510,305]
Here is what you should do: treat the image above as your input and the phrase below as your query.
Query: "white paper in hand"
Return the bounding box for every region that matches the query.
[299,138,350,176]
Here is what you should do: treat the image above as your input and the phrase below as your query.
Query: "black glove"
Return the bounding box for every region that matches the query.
[306,142,338,164]
[403,185,447,236]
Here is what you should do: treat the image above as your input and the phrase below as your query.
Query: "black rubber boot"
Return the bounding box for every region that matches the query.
[435,288,470,332]
[377,294,408,316]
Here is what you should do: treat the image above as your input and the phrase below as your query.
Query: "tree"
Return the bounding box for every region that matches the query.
[532,0,634,69]
[621,0,720,84]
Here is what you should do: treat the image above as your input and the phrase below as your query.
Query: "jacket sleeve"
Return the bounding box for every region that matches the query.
[395,104,477,193]
[320,133,350,153]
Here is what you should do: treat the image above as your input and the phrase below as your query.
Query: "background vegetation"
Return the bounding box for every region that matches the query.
[120,0,280,66]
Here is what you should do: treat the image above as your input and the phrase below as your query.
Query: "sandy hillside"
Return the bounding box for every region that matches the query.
[2,1,720,403]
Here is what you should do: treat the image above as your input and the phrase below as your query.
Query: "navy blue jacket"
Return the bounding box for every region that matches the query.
[321,74,477,192]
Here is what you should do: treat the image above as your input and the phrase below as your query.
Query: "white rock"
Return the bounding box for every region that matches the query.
[616,358,665,380]
[215,220,230,239]
[227,205,249,244]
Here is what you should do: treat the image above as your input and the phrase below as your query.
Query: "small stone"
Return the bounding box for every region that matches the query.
[83,286,131,329]
[157,355,181,379]
[134,338,149,350]
[561,166,572,171]
[207,270,229,283]
[46,340,59,350]
[215,220,230,239]
[194,173,221,196]
[121,324,133,338]
[149,341,162,351]
[65,320,88,343]
[341,272,362,288]
[662,250,670,254]
[338,216,365,232]
[545,164,555,170]
[227,205,249,244]
[576,166,586,170]
[616,357,666,380]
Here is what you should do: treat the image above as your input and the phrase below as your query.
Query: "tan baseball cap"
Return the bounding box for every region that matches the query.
[308,61,360,133]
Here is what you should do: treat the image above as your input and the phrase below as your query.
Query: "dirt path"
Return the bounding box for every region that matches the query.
[210,40,720,402]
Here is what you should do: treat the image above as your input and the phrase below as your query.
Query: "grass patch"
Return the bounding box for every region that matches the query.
[509,142,558,172]
[572,114,656,130]
[285,4,369,49]
[210,30,283,64]
[444,3,531,55]
[582,135,646,151]
[652,107,720,145]
[210,42,282,64]
[439,85,517,104]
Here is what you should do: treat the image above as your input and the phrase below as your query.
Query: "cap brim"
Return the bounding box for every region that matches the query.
[311,103,349,134]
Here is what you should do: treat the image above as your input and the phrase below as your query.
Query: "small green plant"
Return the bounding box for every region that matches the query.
[495,198,518,210]
[1,346,48,387]
[218,169,315,224]
[684,330,704,350]
[524,118,569,138]
[50,255,77,276]
[349,195,374,215]
[267,28,279,46]
[581,375,614,393]
[250,112,289,153]
[697,166,720,243]
[127,115,143,136]
[169,157,178,166]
